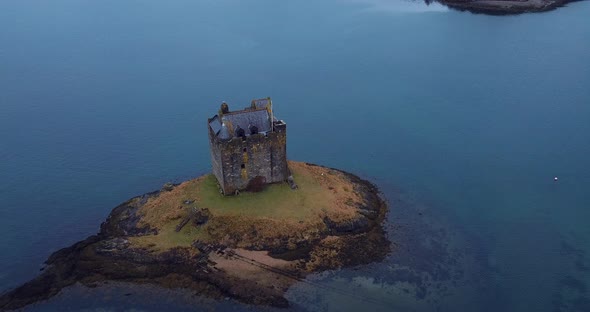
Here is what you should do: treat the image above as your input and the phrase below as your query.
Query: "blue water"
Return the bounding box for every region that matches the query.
[1,0,589,311]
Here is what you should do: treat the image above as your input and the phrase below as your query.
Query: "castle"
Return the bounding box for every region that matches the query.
[207,98,289,195]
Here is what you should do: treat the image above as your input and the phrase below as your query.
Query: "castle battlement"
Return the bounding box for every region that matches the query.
[207,98,288,195]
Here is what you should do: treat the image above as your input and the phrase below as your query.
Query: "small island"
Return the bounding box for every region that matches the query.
[0,99,389,310]
[436,0,577,15]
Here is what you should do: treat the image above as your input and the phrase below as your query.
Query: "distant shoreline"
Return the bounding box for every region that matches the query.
[436,0,580,14]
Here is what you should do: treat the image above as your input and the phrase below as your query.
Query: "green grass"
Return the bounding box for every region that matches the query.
[131,162,352,251]
[196,170,331,221]
[129,221,209,252]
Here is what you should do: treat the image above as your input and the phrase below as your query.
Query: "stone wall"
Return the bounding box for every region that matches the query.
[208,121,224,192]
[208,120,288,195]
[269,122,288,182]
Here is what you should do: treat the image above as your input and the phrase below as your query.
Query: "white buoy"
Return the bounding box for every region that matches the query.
[554,176,558,182]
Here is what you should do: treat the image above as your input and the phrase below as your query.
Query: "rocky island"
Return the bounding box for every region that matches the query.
[436,0,579,14]
[0,161,389,310]
[0,98,390,310]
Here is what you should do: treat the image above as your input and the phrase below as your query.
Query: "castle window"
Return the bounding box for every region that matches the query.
[235,127,245,138]
[241,164,245,169]
[249,125,258,135]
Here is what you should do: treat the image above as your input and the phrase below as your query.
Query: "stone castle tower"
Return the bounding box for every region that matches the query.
[207,97,288,195]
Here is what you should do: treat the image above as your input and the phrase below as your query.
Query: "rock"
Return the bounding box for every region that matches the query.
[162,182,175,192]
[287,175,298,190]
[96,238,130,251]
[323,215,370,235]
[0,162,389,311]
[436,0,572,15]
[100,195,158,237]
[192,207,210,226]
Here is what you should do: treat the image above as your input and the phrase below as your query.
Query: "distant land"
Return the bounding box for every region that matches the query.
[434,0,579,14]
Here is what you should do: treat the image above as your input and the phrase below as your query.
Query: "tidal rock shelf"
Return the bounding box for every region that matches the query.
[0,161,390,310]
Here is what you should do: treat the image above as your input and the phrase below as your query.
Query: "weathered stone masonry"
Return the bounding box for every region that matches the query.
[208,98,288,195]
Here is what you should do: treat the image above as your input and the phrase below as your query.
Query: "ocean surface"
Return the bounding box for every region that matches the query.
[1,0,589,311]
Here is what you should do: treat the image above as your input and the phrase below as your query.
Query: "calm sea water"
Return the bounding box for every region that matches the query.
[1,0,589,311]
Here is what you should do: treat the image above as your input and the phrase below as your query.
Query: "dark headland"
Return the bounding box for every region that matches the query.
[0,161,389,310]
[435,0,580,14]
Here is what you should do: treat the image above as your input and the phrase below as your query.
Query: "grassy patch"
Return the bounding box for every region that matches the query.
[131,161,362,251]
[129,222,210,252]
[195,166,331,221]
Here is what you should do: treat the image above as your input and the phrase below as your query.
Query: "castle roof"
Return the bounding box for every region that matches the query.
[209,108,271,139]
[209,115,222,134]
[218,122,231,140]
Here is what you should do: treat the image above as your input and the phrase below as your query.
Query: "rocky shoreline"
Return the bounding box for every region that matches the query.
[436,0,579,14]
[0,163,390,311]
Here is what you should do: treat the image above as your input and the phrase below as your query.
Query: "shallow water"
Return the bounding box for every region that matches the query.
[1,0,589,311]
